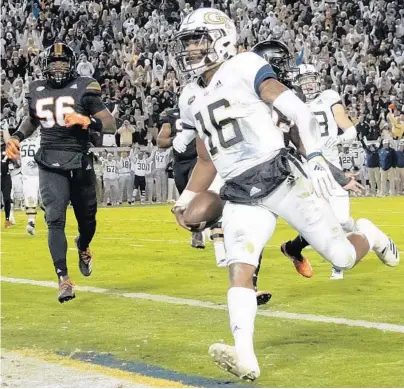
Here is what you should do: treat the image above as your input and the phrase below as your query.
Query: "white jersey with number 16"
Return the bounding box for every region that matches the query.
[179,52,284,182]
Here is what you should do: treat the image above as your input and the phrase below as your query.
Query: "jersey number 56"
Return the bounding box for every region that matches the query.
[36,96,75,128]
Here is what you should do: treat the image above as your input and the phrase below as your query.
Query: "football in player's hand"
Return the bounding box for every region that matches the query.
[183,191,224,232]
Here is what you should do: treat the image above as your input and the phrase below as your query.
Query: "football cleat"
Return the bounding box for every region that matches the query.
[208,343,260,381]
[281,242,313,278]
[58,277,75,303]
[356,218,400,267]
[256,291,272,306]
[191,231,205,249]
[375,237,400,267]
[4,220,11,229]
[26,221,36,235]
[330,267,344,280]
[75,237,93,277]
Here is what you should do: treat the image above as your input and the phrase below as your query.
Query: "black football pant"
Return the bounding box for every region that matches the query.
[39,157,97,278]
[1,173,12,220]
[173,158,197,195]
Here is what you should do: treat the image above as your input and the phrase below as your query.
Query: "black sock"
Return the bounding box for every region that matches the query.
[253,252,263,291]
[4,200,11,220]
[54,259,68,278]
[286,235,309,260]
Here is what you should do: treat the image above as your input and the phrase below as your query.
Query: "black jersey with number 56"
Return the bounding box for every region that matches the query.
[26,76,106,152]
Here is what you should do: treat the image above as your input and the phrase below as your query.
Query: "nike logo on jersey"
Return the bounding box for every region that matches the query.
[52,163,61,167]
[36,86,45,91]
[70,84,78,89]
[250,186,261,196]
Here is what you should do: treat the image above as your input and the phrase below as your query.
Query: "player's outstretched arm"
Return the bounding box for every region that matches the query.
[259,78,321,157]
[186,137,216,193]
[172,137,216,230]
[157,123,173,148]
[259,78,335,199]
[92,109,117,135]
[5,116,37,159]
[332,104,357,145]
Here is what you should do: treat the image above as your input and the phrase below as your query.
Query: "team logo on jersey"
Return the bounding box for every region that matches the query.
[36,86,45,91]
[188,96,195,105]
[204,12,231,28]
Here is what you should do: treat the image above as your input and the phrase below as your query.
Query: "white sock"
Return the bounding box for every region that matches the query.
[228,287,257,366]
[355,218,387,251]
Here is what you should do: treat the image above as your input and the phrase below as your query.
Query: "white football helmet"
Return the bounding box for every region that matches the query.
[174,8,237,77]
[296,64,321,101]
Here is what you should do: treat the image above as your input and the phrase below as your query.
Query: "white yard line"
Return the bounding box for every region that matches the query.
[2,276,404,334]
[4,231,404,254]
[0,351,147,388]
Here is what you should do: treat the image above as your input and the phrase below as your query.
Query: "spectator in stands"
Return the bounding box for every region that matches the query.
[379,139,397,196]
[117,120,135,147]
[396,140,404,195]
[77,55,95,77]
[362,139,381,196]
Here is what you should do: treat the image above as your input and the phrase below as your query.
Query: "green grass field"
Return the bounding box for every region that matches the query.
[1,197,404,387]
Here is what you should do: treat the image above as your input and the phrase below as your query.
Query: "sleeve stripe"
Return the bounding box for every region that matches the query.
[87,82,101,91]
[182,122,197,131]
[254,64,277,96]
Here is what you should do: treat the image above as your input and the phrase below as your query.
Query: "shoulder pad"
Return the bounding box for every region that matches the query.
[320,89,342,107]
[77,77,102,93]
[27,79,46,94]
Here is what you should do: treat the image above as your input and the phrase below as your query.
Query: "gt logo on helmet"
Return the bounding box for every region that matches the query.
[204,12,230,27]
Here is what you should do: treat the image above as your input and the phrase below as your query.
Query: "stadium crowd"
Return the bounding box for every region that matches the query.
[1,0,404,203]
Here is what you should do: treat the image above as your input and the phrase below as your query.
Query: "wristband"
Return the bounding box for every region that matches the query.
[175,189,197,208]
[12,131,25,142]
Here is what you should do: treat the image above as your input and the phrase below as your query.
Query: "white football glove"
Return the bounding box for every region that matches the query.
[172,135,187,153]
[307,154,336,200]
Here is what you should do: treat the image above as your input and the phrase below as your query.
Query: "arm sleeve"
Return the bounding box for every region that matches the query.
[178,87,197,130]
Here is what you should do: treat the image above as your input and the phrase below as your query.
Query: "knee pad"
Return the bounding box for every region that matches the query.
[328,238,357,270]
[340,217,355,233]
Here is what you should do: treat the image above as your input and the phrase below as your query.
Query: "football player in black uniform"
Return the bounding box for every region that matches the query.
[1,128,13,228]
[6,43,116,303]
[157,107,206,249]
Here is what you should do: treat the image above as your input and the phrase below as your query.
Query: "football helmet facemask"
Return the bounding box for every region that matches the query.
[43,42,77,88]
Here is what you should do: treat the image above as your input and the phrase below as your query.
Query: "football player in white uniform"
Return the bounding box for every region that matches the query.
[351,141,367,193]
[279,64,363,280]
[340,144,355,172]
[20,130,41,235]
[171,11,399,380]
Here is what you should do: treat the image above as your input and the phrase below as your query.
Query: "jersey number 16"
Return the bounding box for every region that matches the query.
[195,99,244,156]
[36,96,75,128]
